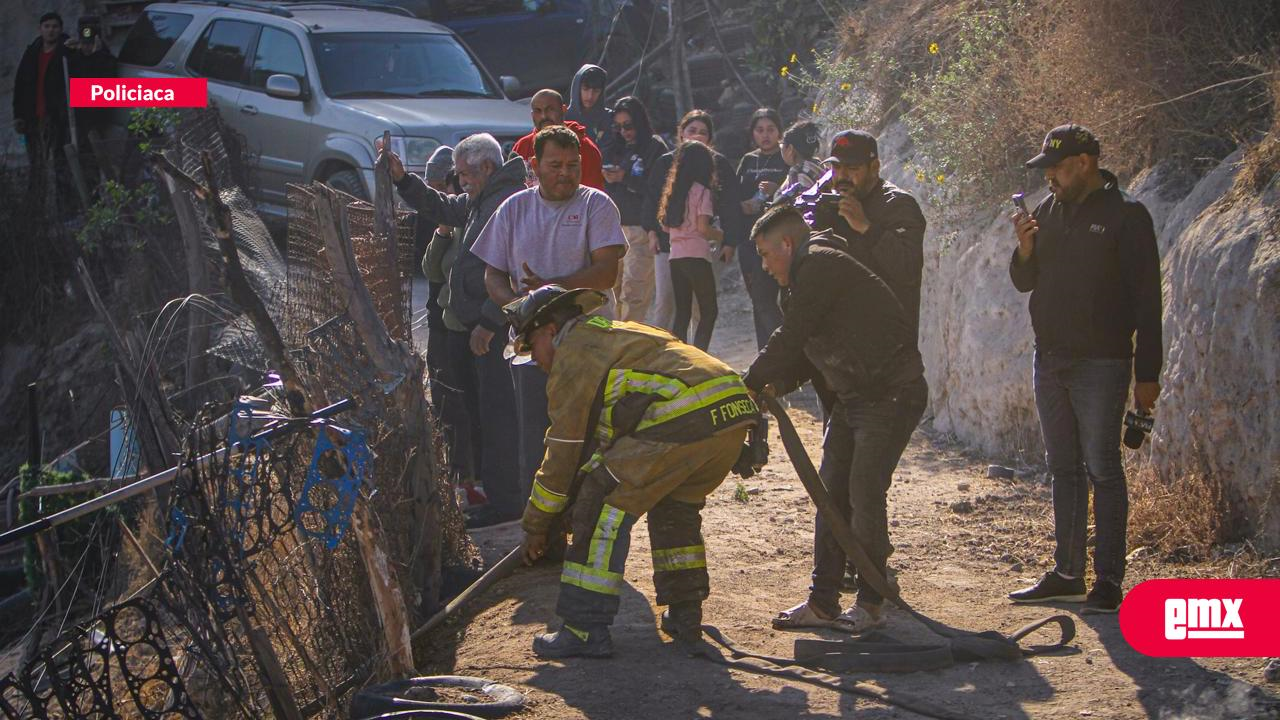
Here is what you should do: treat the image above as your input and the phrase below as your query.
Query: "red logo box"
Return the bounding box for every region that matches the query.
[1119,579,1280,657]
[70,78,208,108]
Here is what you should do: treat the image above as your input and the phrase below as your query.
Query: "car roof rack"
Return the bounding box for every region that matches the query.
[174,0,414,19]
[283,1,414,17]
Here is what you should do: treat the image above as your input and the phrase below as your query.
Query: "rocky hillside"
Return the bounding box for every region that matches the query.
[814,0,1280,551]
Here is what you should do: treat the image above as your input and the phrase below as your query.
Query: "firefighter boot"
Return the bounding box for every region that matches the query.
[533,624,614,659]
[660,601,704,655]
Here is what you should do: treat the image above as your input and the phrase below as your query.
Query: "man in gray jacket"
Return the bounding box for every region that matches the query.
[382,133,528,524]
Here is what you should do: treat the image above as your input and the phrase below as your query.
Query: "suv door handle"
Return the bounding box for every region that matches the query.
[240,105,259,116]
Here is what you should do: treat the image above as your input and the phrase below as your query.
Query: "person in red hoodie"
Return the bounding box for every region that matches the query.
[511,88,605,191]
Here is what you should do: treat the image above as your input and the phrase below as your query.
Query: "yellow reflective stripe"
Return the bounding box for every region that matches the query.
[603,369,685,404]
[652,545,707,572]
[588,505,624,570]
[562,561,623,595]
[636,375,751,429]
[578,451,604,476]
[529,479,568,514]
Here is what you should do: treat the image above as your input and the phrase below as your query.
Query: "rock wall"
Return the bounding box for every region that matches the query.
[873,121,1280,551]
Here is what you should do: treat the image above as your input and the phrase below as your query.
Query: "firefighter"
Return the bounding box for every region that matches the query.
[506,285,760,658]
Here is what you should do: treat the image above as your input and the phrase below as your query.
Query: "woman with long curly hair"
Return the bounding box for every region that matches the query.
[657,140,721,349]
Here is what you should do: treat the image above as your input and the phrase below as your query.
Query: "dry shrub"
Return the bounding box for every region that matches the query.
[820,0,1279,208]
[1126,459,1233,560]
[1229,66,1280,201]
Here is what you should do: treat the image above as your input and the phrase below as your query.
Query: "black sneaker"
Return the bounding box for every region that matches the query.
[660,602,704,655]
[532,625,613,659]
[1083,580,1123,614]
[1008,571,1087,603]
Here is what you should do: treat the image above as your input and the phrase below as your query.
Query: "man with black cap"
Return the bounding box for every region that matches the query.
[803,130,927,339]
[505,285,760,658]
[1007,124,1163,613]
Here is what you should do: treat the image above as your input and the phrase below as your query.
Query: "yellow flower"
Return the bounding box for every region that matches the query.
[915,170,926,182]
[789,52,798,63]
[812,103,818,113]
[935,173,946,183]
[780,65,789,77]
[928,42,940,55]
[839,82,852,91]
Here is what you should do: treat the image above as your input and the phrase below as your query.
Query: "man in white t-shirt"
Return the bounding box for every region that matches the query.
[472,124,627,500]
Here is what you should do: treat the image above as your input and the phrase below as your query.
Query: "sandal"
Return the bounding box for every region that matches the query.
[772,601,855,631]
[836,603,886,633]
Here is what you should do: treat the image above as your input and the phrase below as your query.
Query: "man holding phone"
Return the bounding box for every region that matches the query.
[1007,124,1163,613]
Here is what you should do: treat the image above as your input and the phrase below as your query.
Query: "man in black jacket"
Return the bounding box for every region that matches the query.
[805,130,927,339]
[744,205,927,633]
[1007,124,1162,613]
[382,132,527,524]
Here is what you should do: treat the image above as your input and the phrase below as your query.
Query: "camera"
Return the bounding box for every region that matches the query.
[78,16,100,43]
[1122,410,1154,449]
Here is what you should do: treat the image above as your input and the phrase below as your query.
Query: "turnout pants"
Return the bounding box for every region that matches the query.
[809,377,927,615]
[556,428,748,629]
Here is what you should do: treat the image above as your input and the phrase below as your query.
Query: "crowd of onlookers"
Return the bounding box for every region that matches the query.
[396,63,825,526]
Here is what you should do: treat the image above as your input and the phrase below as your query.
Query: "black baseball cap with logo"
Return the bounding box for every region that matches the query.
[1025,124,1100,168]
[824,130,878,165]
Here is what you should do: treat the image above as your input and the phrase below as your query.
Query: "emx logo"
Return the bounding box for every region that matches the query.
[1165,598,1243,639]
[1120,579,1279,656]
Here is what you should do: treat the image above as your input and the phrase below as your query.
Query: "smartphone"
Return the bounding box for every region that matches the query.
[1011,192,1029,215]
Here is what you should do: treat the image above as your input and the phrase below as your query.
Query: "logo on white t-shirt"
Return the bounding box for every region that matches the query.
[563,212,583,227]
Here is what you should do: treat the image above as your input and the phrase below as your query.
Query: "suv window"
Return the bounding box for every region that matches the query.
[118,11,193,67]
[187,20,258,84]
[249,27,306,88]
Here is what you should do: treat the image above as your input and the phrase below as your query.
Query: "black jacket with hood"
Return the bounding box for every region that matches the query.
[565,64,613,157]
[744,230,924,402]
[1008,169,1163,382]
[395,156,528,331]
[807,177,927,337]
[603,100,668,226]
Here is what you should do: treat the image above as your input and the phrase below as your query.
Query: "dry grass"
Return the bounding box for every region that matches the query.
[1125,459,1232,561]
[1229,69,1280,201]
[822,0,1279,206]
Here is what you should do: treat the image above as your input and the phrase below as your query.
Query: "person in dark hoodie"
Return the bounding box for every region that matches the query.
[603,96,668,322]
[512,88,606,191]
[13,12,115,201]
[382,132,528,525]
[565,64,612,155]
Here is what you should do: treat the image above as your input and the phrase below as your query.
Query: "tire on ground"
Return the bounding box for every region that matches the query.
[348,676,524,719]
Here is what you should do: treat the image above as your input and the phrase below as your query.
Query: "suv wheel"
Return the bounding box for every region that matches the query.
[325,168,368,200]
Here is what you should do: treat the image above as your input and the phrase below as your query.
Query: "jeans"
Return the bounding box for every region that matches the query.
[670,257,717,350]
[736,240,783,348]
[439,330,481,482]
[473,334,523,518]
[1033,352,1130,584]
[513,363,550,501]
[810,377,927,614]
[650,251,675,329]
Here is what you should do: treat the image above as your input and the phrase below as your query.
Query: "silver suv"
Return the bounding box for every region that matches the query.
[118,0,532,217]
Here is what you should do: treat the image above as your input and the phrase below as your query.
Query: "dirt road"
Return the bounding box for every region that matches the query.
[412,273,1279,719]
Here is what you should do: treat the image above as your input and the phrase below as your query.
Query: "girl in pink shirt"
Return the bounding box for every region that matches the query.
[657,141,722,349]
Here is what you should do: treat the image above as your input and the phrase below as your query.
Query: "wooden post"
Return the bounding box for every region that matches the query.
[351,504,416,676]
[160,150,212,412]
